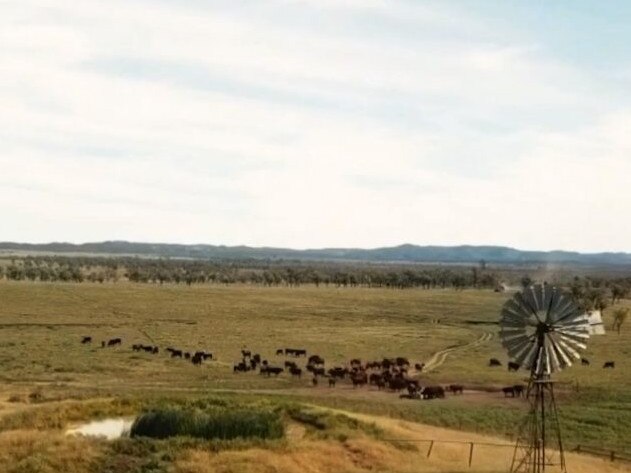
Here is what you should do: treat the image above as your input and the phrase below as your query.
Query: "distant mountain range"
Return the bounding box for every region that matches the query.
[1,241,631,265]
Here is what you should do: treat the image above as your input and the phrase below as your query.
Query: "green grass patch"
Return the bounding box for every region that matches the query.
[130,407,284,440]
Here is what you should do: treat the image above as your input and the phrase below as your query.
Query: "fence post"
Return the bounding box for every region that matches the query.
[427,440,434,458]
[468,442,474,468]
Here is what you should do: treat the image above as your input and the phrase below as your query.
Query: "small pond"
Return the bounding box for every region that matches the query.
[66,417,135,440]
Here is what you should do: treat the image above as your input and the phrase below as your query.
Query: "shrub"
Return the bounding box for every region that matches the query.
[130,408,283,440]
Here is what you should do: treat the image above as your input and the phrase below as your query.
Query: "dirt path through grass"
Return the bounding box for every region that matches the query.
[423,331,493,372]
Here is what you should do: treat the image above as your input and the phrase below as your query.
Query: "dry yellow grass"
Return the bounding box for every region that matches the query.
[173,408,631,473]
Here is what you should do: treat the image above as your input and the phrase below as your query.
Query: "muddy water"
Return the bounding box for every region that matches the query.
[66,417,134,440]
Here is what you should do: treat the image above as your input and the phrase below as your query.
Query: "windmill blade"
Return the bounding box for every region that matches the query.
[498,283,590,378]
[516,291,543,323]
[543,335,562,372]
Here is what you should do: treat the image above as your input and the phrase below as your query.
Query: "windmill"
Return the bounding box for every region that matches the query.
[499,284,590,473]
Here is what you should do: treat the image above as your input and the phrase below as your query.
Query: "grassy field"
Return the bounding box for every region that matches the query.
[0,281,630,472]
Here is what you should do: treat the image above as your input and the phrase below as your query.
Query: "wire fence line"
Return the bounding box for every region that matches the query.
[381,438,631,468]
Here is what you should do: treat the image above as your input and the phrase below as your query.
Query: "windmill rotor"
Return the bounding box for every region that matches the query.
[500,284,590,377]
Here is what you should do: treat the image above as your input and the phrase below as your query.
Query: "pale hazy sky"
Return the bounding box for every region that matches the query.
[2,1,631,251]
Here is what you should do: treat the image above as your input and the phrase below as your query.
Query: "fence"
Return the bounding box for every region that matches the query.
[384,438,514,468]
[573,445,631,463]
[383,438,631,468]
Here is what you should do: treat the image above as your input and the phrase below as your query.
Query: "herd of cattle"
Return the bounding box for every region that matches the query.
[81,336,613,400]
[234,347,456,399]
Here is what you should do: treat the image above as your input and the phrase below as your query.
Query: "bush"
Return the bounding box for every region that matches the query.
[130,408,284,440]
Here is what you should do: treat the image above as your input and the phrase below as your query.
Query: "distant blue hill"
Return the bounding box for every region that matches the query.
[1,241,630,265]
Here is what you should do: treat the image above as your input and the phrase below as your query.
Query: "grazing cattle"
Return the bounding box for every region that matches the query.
[289,366,302,378]
[400,392,421,400]
[351,372,368,388]
[489,358,502,367]
[132,344,142,352]
[262,366,283,376]
[81,336,92,344]
[581,358,590,366]
[152,347,159,354]
[328,367,348,379]
[184,352,191,360]
[366,361,381,370]
[241,350,251,358]
[308,355,324,365]
[312,367,326,377]
[603,361,615,369]
[350,358,362,367]
[328,377,336,387]
[508,361,520,372]
[396,357,410,367]
[512,385,525,397]
[250,359,258,370]
[414,363,425,372]
[422,386,445,399]
[107,338,122,347]
[142,345,154,353]
[252,353,260,363]
[285,348,307,357]
[234,362,248,372]
[285,361,297,369]
[448,384,464,395]
[276,349,284,356]
[369,373,382,385]
[171,349,183,358]
[191,354,203,366]
[388,377,408,392]
[502,386,516,397]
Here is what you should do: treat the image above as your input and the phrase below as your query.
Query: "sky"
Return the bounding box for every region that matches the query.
[2,0,631,252]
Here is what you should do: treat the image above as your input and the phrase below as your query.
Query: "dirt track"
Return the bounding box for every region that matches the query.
[423,331,493,372]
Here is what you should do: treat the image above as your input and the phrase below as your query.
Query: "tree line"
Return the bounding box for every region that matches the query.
[1,256,631,306]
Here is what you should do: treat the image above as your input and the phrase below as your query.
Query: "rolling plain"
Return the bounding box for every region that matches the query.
[0,281,630,472]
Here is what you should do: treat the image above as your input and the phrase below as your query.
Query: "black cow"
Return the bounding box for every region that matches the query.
[508,361,520,372]
[396,357,410,367]
[422,386,445,399]
[132,344,142,352]
[414,363,425,371]
[513,385,525,397]
[170,349,183,358]
[603,361,615,369]
[388,377,408,392]
[502,386,516,397]
[308,355,324,365]
[276,349,284,356]
[81,336,92,344]
[489,358,502,367]
[328,377,336,387]
[184,352,191,360]
[351,372,368,387]
[262,366,283,377]
[234,362,248,372]
[289,366,302,378]
[241,350,251,358]
[107,338,122,347]
[581,358,590,366]
[448,384,464,395]
[191,354,203,366]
